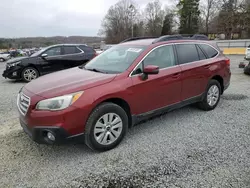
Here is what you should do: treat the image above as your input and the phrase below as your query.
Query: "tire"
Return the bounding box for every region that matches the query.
[0,58,5,62]
[84,102,128,151]
[198,79,221,111]
[21,67,39,82]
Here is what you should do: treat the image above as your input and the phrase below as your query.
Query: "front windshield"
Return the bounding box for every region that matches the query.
[84,45,147,74]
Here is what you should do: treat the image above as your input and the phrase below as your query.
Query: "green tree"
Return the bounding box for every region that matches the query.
[161,13,173,35]
[177,0,200,34]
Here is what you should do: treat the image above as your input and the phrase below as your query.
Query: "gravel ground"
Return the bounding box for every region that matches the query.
[0,55,250,188]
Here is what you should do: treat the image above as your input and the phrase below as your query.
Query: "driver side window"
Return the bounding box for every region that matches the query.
[131,45,176,76]
[45,47,62,57]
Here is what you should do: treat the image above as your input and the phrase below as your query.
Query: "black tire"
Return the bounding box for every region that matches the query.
[198,79,221,111]
[244,64,250,75]
[85,102,128,151]
[21,67,39,82]
[0,58,5,62]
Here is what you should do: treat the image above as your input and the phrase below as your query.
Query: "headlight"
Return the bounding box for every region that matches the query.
[36,91,84,111]
[9,61,21,67]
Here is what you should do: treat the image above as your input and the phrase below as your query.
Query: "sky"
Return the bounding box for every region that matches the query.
[0,0,172,38]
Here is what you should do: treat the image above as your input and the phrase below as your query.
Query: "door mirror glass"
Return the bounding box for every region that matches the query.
[143,65,159,75]
[41,53,48,58]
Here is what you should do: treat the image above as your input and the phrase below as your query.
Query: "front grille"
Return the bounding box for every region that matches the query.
[17,92,30,116]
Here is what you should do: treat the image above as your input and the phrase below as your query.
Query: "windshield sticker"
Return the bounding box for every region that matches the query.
[127,48,142,53]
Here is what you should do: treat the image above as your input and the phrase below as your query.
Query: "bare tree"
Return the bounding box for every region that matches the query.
[99,0,139,43]
[200,0,221,34]
[144,0,165,36]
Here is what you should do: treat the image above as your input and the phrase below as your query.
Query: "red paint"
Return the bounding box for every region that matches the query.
[20,40,231,136]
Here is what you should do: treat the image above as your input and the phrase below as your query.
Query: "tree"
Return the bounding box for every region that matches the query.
[217,0,246,39]
[177,0,200,34]
[99,0,140,43]
[144,0,165,36]
[161,13,173,35]
[200,0,221,34]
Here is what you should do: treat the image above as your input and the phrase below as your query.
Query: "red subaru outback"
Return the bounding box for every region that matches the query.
[17,38,231,151]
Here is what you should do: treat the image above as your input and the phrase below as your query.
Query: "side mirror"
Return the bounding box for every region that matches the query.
[41,54,48,58]
[143,65,159,75]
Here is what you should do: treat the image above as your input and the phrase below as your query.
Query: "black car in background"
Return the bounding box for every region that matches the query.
[2,44,97,82]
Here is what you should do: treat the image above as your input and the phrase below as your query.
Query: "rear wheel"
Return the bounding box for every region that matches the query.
[84,102,128,151]
[21,67,39,82]
[198,79,221,111]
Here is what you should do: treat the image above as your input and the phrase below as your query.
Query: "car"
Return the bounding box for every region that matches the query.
[17,37,231,151]
[2,44,97,82]
[0,52,11,62]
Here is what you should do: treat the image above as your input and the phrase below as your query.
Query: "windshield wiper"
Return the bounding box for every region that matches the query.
[82,67,107,73]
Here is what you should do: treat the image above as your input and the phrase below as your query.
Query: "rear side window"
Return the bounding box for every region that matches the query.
[63,46,81,55]
[79,45,95,53]
[196,45,207,60]
[176,44,200,64]
[198,44,218,58]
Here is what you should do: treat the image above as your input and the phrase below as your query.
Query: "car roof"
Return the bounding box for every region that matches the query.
[119,39,215,47]
[48,44,88,48]
[118,39,157,46]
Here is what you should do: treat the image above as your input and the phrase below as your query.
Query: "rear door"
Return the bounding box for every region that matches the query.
[175,43,210,101]
[129,44,182,114]
[78,45,96,64]
[61,45,83,68]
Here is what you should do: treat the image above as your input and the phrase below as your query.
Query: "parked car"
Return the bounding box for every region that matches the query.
[17,37,231,151]
[0,52,11,62]
[2,44,97,82]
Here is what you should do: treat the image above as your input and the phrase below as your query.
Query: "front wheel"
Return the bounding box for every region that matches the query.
[21,67,39,82]
[198,79,221,111]
[0,58,5,62]
[84,102,128,151]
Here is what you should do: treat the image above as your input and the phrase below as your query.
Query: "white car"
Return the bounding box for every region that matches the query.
[0,52,10,62]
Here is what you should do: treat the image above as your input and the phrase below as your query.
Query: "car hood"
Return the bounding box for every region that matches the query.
[24,67,117,98]
[6,56,29,64]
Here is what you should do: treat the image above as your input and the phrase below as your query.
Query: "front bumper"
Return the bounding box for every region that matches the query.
[20,118,84,144]
[2,66,22,79]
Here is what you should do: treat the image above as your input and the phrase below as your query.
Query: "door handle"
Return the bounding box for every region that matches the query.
[172,73,181,79]
[204,65,211,69]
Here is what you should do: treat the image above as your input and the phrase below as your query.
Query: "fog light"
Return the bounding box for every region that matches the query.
[47,132,55,141]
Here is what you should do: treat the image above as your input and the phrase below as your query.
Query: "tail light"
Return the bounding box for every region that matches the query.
[225,58,230,66]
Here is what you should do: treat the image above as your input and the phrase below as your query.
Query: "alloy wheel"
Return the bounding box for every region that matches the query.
[94,113,123,145]
[207,85,219,107]
[23,69,38,81]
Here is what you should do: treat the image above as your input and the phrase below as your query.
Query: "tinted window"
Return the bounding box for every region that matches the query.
[45,47,62,56]
[63,46,80,55]
[79,45,95,53]
[176,44,199,64]
[196,45,207,60]
[199,44,218,58]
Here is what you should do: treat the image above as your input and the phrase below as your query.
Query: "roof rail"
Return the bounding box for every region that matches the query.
[120,36,158,43]
[152,34,209,44]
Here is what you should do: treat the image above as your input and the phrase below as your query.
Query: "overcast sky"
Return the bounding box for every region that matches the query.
[0,0,173,38]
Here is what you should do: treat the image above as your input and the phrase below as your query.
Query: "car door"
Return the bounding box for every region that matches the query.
[38,46,63,74]
[175,43,210,101]
[61,46,84,68]
[129,44,182,114]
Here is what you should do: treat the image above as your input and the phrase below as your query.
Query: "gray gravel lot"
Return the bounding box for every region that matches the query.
[0,55,250,188]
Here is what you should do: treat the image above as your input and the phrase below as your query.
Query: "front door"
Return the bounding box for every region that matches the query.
[128,44,182,115]
[38,46,63,74]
